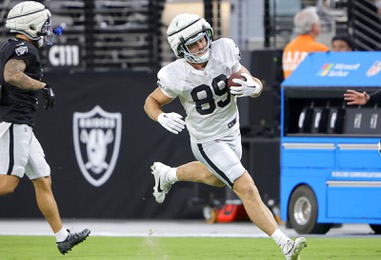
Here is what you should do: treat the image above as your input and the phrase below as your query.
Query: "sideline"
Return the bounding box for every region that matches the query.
[0,219,377,238]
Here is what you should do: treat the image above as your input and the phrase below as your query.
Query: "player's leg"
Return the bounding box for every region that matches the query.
[177,161,225,187]
[151,134,240,204]
[232,173,308,259]
[232,171,278,236]
[151,160,225,203]
[0,123,27,195]
[194,132,278,235]
[32,176,63,232]
[33,177,90,254]
[192,132,306,259]
[0,175,19,195]
[27,132,90,254]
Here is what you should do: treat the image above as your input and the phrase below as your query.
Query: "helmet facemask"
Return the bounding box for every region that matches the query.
[180,29,212,63]
[38,19,55,45]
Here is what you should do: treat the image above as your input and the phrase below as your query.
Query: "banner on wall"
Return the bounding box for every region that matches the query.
[283,52,381,87]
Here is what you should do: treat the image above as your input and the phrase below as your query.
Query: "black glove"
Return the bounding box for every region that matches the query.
[41,84,55,110]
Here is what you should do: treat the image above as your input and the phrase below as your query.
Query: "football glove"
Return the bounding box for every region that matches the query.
[378,140,381,155]
[157,112,186,134]
[230,72,262,98]
[41,84,55,110]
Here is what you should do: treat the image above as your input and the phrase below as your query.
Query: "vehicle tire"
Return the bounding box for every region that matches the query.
[369,224,381,234]
[288,185,332,234]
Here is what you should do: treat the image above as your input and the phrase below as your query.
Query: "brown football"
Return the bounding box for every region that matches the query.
[227,72,246,89]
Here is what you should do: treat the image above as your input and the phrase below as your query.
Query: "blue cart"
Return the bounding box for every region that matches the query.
[281,52,381,234]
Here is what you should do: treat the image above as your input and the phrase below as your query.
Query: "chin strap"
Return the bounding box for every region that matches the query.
[37,37,44,48]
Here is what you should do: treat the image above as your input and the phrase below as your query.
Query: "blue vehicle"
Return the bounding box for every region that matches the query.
[280,52,381,234]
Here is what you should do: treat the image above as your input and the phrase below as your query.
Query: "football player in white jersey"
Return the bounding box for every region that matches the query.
[144,13,307,260]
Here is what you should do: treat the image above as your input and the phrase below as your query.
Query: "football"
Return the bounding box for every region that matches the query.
[227,72,246,89]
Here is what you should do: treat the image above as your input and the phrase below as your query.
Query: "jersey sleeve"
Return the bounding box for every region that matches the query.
[213,38,242,73]
[157,66,178,99]
[7,42,38,68]
[0,40,38,84]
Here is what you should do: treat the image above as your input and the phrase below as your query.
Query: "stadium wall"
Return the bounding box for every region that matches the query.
[0,71,199,219]
[0,69,280,219]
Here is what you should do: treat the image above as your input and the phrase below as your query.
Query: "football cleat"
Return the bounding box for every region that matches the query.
[57,228,90,255]
[151,162,173,203]
[283,237,307,260]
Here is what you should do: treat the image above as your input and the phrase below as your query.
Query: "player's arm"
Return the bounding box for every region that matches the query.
[144,87,186,134]
[144,87,174,121]
[4,59,46,90]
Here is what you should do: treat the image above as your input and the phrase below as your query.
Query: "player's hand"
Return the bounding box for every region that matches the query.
[157,112,186,134]
[41,84,55,110]
[230,73,262,98]
[378,140,381,155]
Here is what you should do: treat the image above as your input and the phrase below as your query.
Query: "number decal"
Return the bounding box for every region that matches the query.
[190,74,231,115]
[191,85,216,115]
[213,74,230,108]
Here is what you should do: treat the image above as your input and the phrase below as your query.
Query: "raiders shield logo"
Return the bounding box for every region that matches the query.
[73,106,122,187]
[15,45,28,56]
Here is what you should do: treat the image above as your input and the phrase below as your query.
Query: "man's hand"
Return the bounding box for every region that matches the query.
[41,84,55,110]
[230,73,262,98]
[344,89,369,106]
[157,112,186,134]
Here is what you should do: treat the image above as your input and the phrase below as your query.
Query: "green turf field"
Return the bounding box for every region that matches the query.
[0,236,380,259]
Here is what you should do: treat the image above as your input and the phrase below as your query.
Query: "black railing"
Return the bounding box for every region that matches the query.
[348,0,381,50]
[0,0,164,71]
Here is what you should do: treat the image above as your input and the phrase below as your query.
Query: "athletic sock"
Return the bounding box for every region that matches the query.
[55,227,69,242]
[167,167,179,183]
[271,228,290,249]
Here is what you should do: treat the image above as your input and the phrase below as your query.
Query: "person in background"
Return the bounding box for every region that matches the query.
[376,0,381,15]
[144,13,307,260]
[0,1,90,254]
[344,78,381,154]
[344,89,381,106]
[331,35,354,52]
[282,7,329,79]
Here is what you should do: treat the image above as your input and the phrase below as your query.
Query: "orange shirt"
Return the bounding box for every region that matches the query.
[282,35,329,79]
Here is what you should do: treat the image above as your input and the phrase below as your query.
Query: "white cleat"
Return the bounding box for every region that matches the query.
[284,237,307,260]
[151,162,173,203]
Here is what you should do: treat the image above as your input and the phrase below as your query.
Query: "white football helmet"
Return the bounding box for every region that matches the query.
[167,13,213,63]
[6,1,53,47]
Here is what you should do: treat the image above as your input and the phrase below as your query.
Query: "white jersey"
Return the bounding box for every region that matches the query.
[158,38,242,142]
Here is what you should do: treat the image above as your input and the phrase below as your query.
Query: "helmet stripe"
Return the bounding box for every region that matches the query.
[7,8,46,20]
[168,18,200,37]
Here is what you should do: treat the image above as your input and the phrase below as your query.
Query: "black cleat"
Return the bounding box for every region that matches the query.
[57,228,90,255]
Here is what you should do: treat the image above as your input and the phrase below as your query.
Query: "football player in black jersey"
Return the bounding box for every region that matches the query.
[0,1,90,254]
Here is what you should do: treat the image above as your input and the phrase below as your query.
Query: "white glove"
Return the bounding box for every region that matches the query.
[157,112,186,134]
[230,72,262,98]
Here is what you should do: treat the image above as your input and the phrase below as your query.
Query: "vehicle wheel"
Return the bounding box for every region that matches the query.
[369,224,381,234]
[288,185,332,234]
